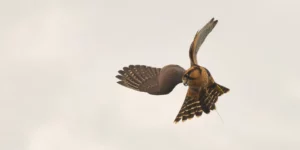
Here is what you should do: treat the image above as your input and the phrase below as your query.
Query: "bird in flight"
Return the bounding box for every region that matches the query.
[116,18,230,123]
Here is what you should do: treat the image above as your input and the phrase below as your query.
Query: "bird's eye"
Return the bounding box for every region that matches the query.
[184,74,192,80]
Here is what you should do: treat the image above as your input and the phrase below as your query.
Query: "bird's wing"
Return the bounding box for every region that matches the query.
[174,83,229,123]
[189,18,218,66]
[116,64,185,95]
[174,87,203,123]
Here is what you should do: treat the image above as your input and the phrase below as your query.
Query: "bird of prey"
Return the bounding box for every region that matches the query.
[116,18,230,123]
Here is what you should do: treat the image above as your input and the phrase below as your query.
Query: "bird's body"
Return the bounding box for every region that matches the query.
[116,18,230,123]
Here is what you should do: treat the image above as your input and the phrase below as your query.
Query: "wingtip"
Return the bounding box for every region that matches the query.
[116,75,123,80]
[118,70,125,75]
[174,117,181,124]
[214,20,218,26]
[117,81,125,86]
[210,17,218,24]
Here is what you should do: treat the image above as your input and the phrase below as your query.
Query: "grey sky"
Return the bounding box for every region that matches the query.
[1,0,300,150]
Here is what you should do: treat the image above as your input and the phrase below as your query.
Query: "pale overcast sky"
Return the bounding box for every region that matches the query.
[1,0,300,150]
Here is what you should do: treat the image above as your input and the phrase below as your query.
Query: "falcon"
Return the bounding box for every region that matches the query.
[116,18,230,123]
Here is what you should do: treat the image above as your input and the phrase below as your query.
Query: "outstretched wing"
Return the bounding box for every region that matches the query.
[116,64,185,95]
[189,18,218,66]
[174,83,229,123]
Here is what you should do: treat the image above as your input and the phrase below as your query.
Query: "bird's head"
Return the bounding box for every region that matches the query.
[182,65,202,87]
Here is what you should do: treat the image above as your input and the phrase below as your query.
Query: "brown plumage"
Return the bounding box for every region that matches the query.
[116,18,230,123]
[116,65,185,95]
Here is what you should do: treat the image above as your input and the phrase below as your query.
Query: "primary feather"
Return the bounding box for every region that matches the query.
[116,64,185,95]
[189,18,218,66]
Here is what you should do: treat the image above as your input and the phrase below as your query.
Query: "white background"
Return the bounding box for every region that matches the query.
[1,0,300,150]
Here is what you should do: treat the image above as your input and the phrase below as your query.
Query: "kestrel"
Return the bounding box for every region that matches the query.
[116,18,230,123]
